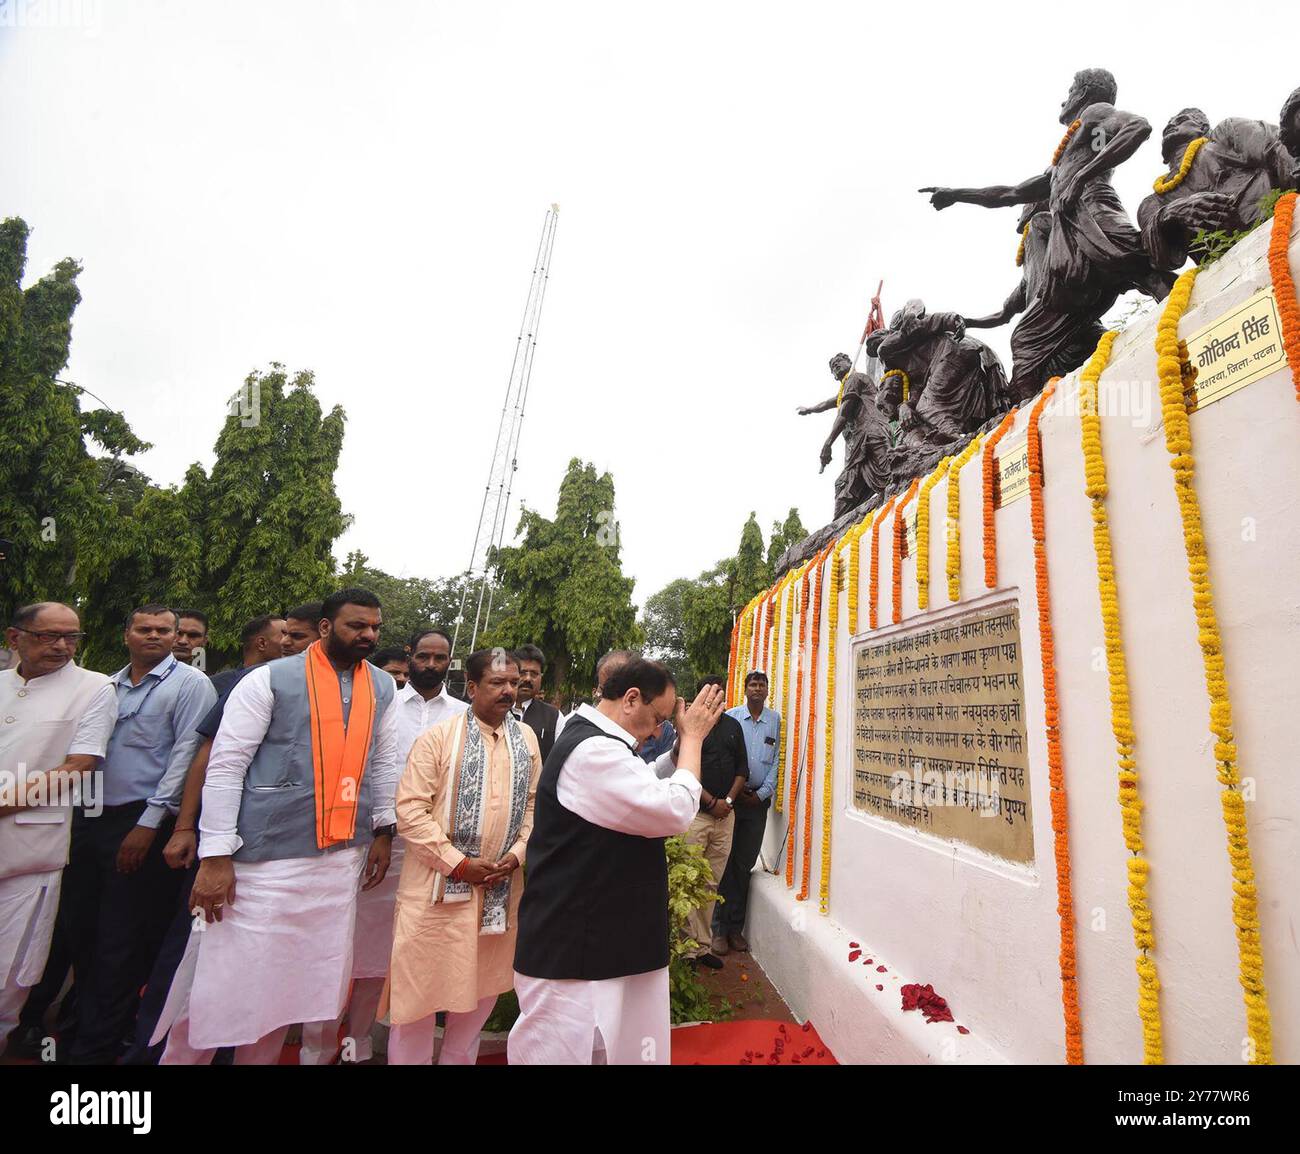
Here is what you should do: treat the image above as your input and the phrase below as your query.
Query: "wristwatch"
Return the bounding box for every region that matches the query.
[722,796,733,808]
[373,823,397,839]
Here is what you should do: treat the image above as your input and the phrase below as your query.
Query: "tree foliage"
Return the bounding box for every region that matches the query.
[644,508,806,687]
[488,458,642,701]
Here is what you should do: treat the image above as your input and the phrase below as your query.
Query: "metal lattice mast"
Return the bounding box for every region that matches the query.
[451,205,559,660]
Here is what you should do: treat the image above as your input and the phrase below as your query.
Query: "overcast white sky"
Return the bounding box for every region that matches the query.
[2,0,1294,614]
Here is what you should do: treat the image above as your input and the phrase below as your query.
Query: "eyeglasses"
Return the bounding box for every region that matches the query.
[14,629,86,645]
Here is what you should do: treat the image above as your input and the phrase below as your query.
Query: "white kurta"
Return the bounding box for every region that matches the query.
[508,703,700,1066]
[181,660,400,1049]
[0,660,115,1035]
[352,683,467,978]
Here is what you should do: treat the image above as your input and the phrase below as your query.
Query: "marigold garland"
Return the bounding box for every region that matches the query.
[1267,190,1300,402]
[868,496,898,630]
[1078,329,1163,1063]
[945,433,983,601]
[1015,220,1030,267]
[785,561,813,882]
[1028,377,1084,1065]
[1052,119,1081,166]
[881,368,910,404]
[1152,136,1208,195]
[893,478,919,624]
[982,408,1019,588]
[819,549,841,915]
[1156,267,1272,1064]
[915,456,952,611]
[726,620,739,707]
[797,545,831,901]
[774,569,801,814]
[846,512,874,634]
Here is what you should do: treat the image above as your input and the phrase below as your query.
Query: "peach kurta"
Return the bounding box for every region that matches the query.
[385,712,540,1021]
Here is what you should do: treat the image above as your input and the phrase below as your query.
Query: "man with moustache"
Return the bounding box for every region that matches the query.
[370,646,410,691]
[0,604,116,1054]
[282,603,324,657]
[161,589,400,1064]
[300,627,468,1064]
[384,648,541,1064]
[511,644,560,761]
[171,610,210,670]
[62,604,216,1064]
[509,658,725,1065]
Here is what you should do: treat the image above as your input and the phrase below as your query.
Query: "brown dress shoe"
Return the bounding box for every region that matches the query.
[710,934,730,956]
[727,931,750,952]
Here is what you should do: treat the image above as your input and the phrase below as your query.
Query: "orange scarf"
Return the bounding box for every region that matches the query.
[305,640,376,849]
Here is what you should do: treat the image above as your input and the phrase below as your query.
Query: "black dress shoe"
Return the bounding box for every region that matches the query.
[697,953,724,971]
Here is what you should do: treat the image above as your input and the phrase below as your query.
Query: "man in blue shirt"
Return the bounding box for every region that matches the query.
[713,670,781,953]
[62,604,216,1064]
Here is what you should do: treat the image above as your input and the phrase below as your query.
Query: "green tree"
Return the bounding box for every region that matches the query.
[0,217,150,627]
[488,458,642,701]
[766,506,807,570]
[639,577,694,687]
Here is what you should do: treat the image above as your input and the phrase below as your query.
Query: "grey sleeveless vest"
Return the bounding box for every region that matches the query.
[232,651,396,863]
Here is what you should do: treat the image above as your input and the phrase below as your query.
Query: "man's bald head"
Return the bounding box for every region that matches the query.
[6,602,83,679]
[595,649,638,697]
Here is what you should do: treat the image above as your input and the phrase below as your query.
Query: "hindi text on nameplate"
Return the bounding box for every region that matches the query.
[852,601,1035,863]
[1185,285,1287,411]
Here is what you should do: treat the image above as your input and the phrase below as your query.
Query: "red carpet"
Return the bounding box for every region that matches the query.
[670,1019,837,1065]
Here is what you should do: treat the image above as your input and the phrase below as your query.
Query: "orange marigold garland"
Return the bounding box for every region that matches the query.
[893,477,919,624]
[868,496,898,629]
[1267,190,1300,402]
[982,408,1019,589]
[726,620,739,706]
[1156,268,1273,1064]
[916,456,952,611]
[819,548,841,915]
[1079,329,1164,1063]
[797,545,831,901]
[785,561,813,884]
[1052,119,1081,166]
[1028,377,1084,1065]
[946,433,983,601]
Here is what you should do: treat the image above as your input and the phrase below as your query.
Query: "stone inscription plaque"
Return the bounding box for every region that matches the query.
[852,601,1035,863]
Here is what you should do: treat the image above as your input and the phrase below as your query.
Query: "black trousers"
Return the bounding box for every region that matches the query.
[60,801,183,1064]
[712,798,770,935]
[122,860,198,1065]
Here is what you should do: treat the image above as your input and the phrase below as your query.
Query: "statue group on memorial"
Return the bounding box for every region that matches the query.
[800,70,1300,520]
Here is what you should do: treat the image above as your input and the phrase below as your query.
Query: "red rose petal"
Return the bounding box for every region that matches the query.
[848,949,862,963]
[849,941,860,949]
[957,1026,970,1035]
[876,965,887,973]
[875,984,884,991]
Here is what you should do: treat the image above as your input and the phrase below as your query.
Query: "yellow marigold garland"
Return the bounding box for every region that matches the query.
[846,512,874,634]
[1152,136,1208,195]
[797,545,831,901]
[982,408,1019,589]
[915,456,952,611]
[1267,190,1300,402]
[1079,329,1163,1063]
[881,368,910,404]
[1156,268,1273,1064]
[774,570,800,813]
[819,548,841,915]
[868,496,897,630]
[946,433,982,602]
[1015,220,1030,267]
[893,477,919,624]
[785,562,813,881]
[1028,377,1084,1064]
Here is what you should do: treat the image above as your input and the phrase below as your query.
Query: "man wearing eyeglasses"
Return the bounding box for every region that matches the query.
[61,604,216,1064]
[0,603,116,1057]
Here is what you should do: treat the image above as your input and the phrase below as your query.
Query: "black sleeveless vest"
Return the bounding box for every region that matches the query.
[513,715,671,980]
